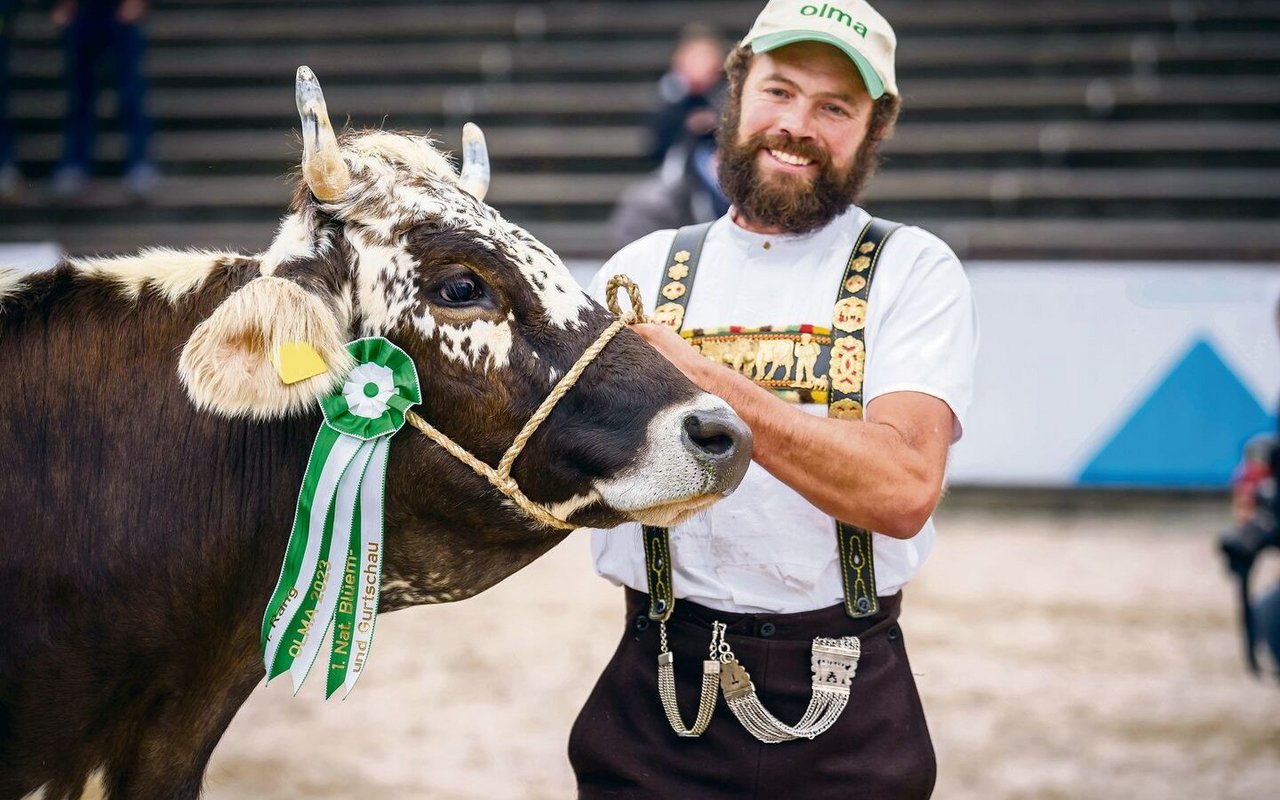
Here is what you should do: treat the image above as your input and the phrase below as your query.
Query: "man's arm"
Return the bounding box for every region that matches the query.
[632,321,954,539]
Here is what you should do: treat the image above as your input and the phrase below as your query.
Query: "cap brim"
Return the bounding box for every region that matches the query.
[749,30,886,99]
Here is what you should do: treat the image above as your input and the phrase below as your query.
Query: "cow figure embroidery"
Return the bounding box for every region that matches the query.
[0,68,751,800]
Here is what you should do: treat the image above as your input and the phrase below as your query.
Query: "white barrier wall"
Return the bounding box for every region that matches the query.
[0,243,63,271]
[571,259,1280,490]
[953,262,1280,488]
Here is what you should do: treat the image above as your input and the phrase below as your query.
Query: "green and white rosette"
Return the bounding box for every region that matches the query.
[261,337,421,699]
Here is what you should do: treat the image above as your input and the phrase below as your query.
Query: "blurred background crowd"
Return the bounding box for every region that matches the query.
[2,0,1277,263]
[1,1,1279,797]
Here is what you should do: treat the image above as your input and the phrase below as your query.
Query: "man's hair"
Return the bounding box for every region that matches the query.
[723,43,901,143]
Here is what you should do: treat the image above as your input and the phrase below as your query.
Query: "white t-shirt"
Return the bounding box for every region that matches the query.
[586,205,978,614]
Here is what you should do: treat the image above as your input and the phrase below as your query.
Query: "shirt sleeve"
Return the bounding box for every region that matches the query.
[864,235,979,441]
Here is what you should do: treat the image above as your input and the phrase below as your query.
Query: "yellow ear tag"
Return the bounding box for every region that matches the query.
[276,342,328,385]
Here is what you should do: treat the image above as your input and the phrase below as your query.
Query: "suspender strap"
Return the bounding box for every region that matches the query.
[833,217,900,618]
[643,524,675,621]
[643,216,900,622]
[642,222,710,621]
[643,222,713,622]
[650,221,713,331]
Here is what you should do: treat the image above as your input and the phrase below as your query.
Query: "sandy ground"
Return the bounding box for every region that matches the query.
[204,497,1280,799]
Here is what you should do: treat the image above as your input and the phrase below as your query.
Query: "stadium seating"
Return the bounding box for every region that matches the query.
[3,0,1278,260]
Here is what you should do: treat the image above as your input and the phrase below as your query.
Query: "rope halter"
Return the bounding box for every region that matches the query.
[403,275,650,530]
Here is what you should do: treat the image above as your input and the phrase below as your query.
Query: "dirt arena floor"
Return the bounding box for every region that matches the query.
[205,494,1280,799]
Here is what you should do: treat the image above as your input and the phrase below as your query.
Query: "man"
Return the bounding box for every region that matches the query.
[50,0,156,199]
[570,1,977,797]
[610,22,730,249]
[0,0,19,200]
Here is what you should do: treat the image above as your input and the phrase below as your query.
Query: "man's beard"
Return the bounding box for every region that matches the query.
[716,101,880,235]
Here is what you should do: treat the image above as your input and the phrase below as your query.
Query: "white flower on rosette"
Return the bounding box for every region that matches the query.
[342,362,396,419]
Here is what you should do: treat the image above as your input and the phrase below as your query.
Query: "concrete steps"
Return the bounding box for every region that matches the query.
[3,0,1278,261]
[10,218,1280,264]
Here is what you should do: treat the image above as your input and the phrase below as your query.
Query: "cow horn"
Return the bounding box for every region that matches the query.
[296,66,351,202]
[458,122,490,202]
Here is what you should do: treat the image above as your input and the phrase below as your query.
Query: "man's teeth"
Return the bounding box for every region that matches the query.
[769,149,813,167]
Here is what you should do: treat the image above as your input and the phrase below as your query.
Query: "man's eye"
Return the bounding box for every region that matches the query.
[437,276,483,305]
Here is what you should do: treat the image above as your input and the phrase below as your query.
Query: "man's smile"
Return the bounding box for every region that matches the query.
[767,148,814,167]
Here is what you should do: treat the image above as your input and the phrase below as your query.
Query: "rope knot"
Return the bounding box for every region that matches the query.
[605,274,649,325]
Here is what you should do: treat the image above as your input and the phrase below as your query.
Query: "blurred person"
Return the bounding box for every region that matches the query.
[1221,439,1280,675]
[646,22,726,167]
[571,1,977,797]
[0,0,19,200]
[611,22,729,249]
[1221,295,1280,677]
[1274,295,1280,486]
[1265,300,1280,673]
[608,126,729,250]
[50,0,156,199]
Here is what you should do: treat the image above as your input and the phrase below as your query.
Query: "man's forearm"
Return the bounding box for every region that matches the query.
[691,360,943,538]
[629,321,950,537]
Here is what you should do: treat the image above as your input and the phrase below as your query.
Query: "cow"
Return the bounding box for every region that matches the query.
[0,68,751,800]
[752,338,795,382]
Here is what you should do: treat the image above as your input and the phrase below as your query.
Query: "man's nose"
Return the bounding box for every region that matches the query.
[776,106,814,139]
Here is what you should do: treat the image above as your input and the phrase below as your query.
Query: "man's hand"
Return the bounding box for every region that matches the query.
[630,322,713,389]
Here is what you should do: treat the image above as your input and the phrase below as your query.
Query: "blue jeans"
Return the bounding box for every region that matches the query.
[57,14,151,173]
[0,11,14,168]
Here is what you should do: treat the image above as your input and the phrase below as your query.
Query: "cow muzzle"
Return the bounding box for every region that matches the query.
[590,391,752,528]
[682,405,753,496]
[584,278,754,528]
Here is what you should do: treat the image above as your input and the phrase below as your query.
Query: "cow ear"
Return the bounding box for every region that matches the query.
[178,276,355,419]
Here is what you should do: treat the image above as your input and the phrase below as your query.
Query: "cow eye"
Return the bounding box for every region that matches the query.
[434,274,485,307]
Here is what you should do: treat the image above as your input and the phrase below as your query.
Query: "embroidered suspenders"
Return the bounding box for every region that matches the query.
[640,216,900,742]
[644,217,901,621]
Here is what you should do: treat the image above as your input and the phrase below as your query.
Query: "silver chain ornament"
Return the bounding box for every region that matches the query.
[656,620,721,737]
[655,620,863,743]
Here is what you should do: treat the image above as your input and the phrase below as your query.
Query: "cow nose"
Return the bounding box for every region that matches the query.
[681,406,753,495]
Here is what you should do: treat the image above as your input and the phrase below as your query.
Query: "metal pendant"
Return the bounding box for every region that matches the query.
[719,635,862,743]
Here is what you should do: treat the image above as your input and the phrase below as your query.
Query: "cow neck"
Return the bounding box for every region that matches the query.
[403,277,647,531]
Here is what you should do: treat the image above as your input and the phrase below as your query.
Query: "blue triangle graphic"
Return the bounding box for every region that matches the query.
[1080,337,1275,488]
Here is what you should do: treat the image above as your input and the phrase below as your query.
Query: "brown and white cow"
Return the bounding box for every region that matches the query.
[0,68,750,800]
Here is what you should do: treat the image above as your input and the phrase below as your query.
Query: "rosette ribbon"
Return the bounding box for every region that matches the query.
[261,337,421,698]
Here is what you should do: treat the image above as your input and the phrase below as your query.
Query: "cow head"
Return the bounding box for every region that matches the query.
[178,68,751,601]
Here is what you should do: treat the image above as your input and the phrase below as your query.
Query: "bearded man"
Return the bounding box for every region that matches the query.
[570,1,977,797]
